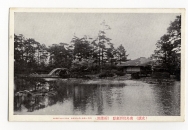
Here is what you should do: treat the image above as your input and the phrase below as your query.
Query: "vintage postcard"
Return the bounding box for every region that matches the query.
[9,8,185,121]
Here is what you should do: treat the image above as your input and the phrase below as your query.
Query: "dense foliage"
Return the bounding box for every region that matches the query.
[151,15,181,78]
[14,21,128,75]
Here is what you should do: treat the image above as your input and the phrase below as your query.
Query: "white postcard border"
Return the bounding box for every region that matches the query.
[9,8,186,122]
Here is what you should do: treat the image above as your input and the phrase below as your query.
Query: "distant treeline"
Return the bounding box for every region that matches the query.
[14,16,181,78]
[14,21,128,74]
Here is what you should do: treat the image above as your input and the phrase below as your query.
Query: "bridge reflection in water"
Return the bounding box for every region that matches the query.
[14,78,180,116]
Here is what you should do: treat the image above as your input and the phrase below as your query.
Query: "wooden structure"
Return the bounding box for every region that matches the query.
[117,57,152,74]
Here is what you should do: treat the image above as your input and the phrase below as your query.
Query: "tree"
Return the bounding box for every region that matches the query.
[154,34,177,73]
[48,43,72,68]
[153,15,181,75]
[14,20,129,75]
[14,34,41,74]
[90,20,112,71]
[106,44,115,65]
[167,15,181,52]
[71,36,93,61]
[116,44,128,64]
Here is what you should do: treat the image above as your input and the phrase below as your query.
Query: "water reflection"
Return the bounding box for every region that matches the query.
[14,78,180,116]
[151,82,180,116]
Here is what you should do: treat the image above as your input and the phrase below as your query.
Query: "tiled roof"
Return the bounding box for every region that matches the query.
[117,57,152,67]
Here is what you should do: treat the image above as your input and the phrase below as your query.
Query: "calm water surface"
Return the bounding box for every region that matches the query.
[14,78,180,116]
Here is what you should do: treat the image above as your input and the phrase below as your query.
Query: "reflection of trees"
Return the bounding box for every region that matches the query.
[14,78,47,92]
[14,78,126,115]
[72,84,97,114]
[105,84,114,108]
[14,78,58,112]
[71,84,124,115]
[71,84,102,114]
[102,84,124,114]
[73,86,87,114]
[152,83,180,116]
[56,83,102,115]
[114,85,123,107]
[96,84,104,115]
[14,94,58,112]
[71,84,105,115]
[56,85,74,103]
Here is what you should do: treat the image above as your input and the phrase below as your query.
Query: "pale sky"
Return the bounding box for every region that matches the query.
[14,13,179,59]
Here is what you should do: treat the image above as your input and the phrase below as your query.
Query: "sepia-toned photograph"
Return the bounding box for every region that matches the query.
[9,8,185,121]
